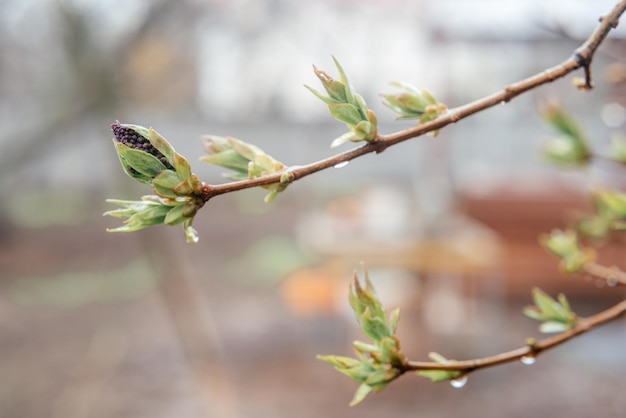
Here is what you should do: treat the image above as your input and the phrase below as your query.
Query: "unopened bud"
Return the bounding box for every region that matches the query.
[111,122,174,170]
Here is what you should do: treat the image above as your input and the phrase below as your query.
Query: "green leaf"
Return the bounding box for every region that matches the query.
[422,88,439,105]
[364,368,397,386]
[183,218,199,243]
[382,82,445,121]
[317,354,362,370]
[524,287,577,332]
[577,213,612,238]
[152,170,182,189]
[353,341,380,354]
[201,150,250,174]
[331,56,357,107]
[131,204,171,225]
[330,131,357,148]
[304,84,340,105]
[597,190,626,217]
[152,170,182,198]
[173,179,194,196]
[541,104,590,165]
[541,229,596,274]
[106,222,149,233]
[228,137,265,161]
[543,136,589,166]
[522,306,544,321]
[539,321,570,333]
[389,307,400,335]
[174,152,192,180]
[359,309,392,342]
[263,188,279,203]
[113,142,153,184]
[148,128,175,166]
[542,104,586,141]
[118,146,167,178]
[531,287,561,317]
[328,103,363,125]
[350,383,373,406]
[351,120,376,141]
[164,204,187,225]
[105,195,199,242]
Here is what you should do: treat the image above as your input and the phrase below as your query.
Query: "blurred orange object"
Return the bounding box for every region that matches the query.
[280,264,347,317]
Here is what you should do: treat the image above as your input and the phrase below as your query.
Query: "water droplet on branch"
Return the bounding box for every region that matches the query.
[450,375,468,388]
[334,161,349,168]
[520,355,536,365]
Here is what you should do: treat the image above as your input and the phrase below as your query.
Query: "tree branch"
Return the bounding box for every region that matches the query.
[201,0,626,201]
[402,298,626,373]
[583,262,626,286]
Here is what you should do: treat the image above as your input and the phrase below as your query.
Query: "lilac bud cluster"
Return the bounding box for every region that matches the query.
[111,122,174,170]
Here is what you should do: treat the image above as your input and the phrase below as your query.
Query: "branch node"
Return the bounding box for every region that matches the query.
[502,86,516,103]
[599,15,621,29]
[572,51,593,90]
[199,183,214,203]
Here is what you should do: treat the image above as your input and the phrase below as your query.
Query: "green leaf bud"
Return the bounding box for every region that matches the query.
[382,82,447,121]
[523,287,578,332]
[201,135,289,202]
[540,104,590,166]
[307,57,378,147]
[105,195,203,242]
[541,229,595,273]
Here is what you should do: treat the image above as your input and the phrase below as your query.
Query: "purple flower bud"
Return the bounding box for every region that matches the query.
[111,122,174,170]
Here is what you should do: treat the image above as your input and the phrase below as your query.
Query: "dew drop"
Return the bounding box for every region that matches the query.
[334,161,349,169]
[607,276,618,287]
[450,375,468,389]
[520,355,536,365]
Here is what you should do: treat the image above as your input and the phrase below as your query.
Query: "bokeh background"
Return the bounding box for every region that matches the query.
[1,0,626,417]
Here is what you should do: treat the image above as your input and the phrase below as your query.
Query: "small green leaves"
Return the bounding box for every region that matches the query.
[201,135,289,202]
[317,270,406,406]
[541,229,595,273]
[305,57,378,148]
[577,189,626,237]
[382,82,447,125]
[595,190,626,219]
[523,287,578,333]
[417,352,464,383]
[104,195,200,243]
[540,104,591,166]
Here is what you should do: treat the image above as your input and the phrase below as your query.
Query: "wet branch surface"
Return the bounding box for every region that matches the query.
[402,298,626,373]
[201,0,626,201]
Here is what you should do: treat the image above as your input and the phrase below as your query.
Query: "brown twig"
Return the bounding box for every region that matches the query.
[583,262,626,286]
[402,298,626,373]
[200,0,626,202]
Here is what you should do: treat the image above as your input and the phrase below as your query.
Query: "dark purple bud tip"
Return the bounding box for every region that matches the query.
[111,122,174,170]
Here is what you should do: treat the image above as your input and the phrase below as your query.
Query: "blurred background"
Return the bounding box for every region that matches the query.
[1,0,626,417]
